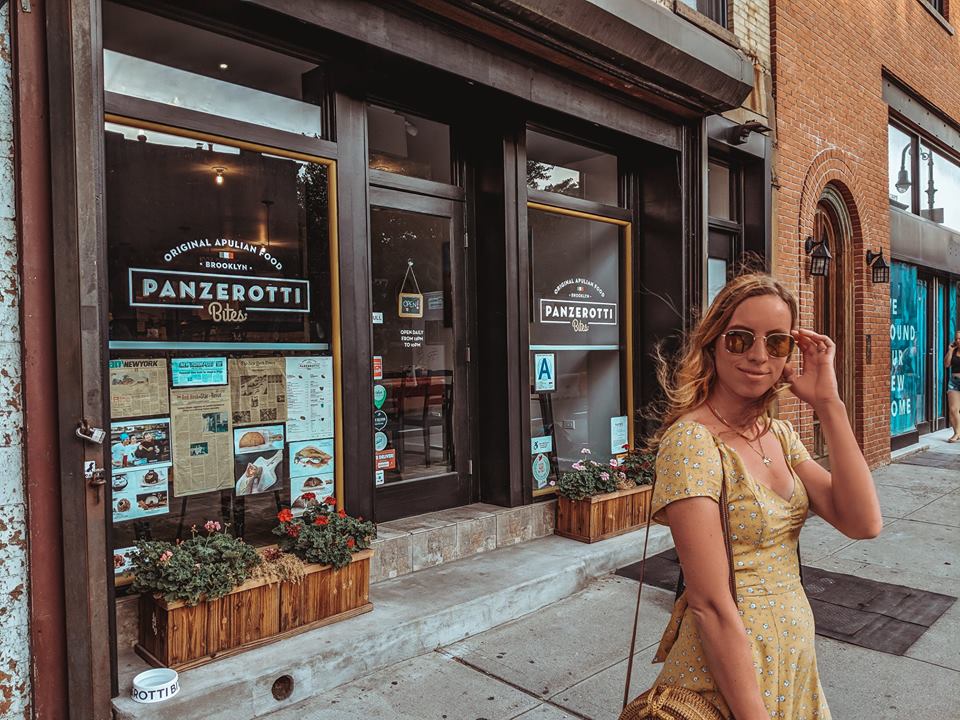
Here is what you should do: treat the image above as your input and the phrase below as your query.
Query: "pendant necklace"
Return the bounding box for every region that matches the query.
[706,402,773,467]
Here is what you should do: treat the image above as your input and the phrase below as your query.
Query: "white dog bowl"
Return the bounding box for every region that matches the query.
[131,668,180,704]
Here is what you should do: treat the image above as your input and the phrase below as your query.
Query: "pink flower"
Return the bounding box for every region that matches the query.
[572,461,584,471]
[609,460,619,468]
[600,472,610,481]
[159,550,173,564]
[580,448,592,455]
[204,520,221,533]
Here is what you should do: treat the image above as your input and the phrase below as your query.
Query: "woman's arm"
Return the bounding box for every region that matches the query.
[665,497,770,720]
[946,342,957,369]
[783,329,882,539]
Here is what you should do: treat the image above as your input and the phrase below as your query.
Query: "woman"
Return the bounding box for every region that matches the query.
[647,273,882,720]
[943,330,960,442]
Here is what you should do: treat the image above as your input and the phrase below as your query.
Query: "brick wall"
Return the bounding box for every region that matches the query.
[771,0,960,466]
[0,4,31,718]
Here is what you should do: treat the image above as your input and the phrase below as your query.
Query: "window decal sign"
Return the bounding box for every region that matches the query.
[538,277,617,332]
[129,268,310,315]
[534,353,556,392]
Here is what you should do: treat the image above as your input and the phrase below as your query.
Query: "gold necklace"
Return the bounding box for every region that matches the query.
[706,402,773,467]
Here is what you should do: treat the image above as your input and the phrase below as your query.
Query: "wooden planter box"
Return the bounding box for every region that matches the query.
[135,548,373,670]
[555,485,653,543]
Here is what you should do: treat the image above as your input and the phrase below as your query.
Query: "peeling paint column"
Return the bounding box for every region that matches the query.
[0,3,32,719]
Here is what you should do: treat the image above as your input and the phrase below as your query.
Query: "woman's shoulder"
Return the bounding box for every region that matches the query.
[658,416,716,451]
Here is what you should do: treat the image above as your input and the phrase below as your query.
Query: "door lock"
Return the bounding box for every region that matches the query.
[84,460,107,504]
[76,418,106,444]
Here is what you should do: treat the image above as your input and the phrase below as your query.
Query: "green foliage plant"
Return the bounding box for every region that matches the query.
[556,448,629,501]
[131,521,261,606]
[273,495,377,569]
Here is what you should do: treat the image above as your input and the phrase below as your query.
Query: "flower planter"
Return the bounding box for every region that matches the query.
[135,549,373,671]
[555,485,653,543]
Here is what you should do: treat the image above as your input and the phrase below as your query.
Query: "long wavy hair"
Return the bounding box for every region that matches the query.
[646,273,799,450]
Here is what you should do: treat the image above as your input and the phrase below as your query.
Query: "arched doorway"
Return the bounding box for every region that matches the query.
[811,186,856,460]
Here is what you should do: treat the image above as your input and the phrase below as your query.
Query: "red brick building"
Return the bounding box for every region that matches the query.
[771,0,960,464]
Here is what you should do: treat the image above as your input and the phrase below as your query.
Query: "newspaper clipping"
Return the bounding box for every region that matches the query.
[229,357,287,426]
[109,358,170,418]
[170,387,234,497]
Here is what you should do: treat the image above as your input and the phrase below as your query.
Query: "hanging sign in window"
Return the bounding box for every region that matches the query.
[398,260,424,318]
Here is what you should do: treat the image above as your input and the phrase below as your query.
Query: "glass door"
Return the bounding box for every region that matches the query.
[916,275,930,434]
[368,188,470,520]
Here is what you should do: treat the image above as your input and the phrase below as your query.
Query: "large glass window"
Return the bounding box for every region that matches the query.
[526,130,618,204]
[107,121,337,579]
[103,2,325,138]
[888,121,960,233]
[527,207,628,493]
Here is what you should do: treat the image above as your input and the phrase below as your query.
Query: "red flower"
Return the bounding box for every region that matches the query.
[323,496,337,506]
[277,508,294,523]
[314,515,329,526]
[287,524,301,538]
[346,537,355,549]
[301,492,316,501]
[337,508,347,518]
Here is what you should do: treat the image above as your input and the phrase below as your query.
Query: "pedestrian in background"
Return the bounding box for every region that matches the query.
[643,272,882,720]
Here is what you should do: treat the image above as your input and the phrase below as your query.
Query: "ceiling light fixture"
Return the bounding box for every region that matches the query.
[219,63,229,70]
[212,166,226,186]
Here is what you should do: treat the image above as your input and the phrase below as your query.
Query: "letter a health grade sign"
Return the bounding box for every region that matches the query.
[534,353,556,392]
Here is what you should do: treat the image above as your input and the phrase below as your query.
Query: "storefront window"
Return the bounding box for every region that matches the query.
[526,130,618,204]
[920,142,960,231]
[890,262,920,436]
[888,123,914,212]
[935,282,945,420]
[708,161,734,220]
[527,207,627,493]
[367,105,451,183]
[103,2,325,138]
[106,120,337,581]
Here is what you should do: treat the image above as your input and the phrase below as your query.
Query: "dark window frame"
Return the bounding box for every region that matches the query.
[679,0,728,28]
[889,114,960,227]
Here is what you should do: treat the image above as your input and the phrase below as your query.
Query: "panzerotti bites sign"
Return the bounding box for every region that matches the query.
[129,268,310,315]
[538,277,617,332]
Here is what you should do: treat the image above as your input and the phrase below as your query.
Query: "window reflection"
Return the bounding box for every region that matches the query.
[367,105,451,183]
[104,2,325,138]
[526,130,618,204]
[888,124,914,211]
[921,143,960,231]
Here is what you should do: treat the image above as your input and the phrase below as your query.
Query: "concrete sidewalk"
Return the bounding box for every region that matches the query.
[266,433,960,720]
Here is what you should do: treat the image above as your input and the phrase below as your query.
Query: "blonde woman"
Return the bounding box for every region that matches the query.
[943,330,960,442]
[647,273,882,720]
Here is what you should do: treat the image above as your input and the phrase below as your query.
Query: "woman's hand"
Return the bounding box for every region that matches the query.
[781,328,841,410]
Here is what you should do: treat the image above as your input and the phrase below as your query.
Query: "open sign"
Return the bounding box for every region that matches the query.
[398,292,424,318]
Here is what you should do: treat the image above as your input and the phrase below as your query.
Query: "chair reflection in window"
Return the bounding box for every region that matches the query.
[394,368,453,474]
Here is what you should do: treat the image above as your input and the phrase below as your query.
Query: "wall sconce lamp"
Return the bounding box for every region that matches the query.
[865,250,890,284]
[804,236,832,277]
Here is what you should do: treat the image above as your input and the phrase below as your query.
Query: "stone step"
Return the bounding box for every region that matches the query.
[111,524,673,720]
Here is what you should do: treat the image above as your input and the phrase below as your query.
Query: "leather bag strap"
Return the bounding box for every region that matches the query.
[622,440,735,709]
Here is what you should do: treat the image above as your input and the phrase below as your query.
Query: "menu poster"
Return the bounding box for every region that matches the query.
[229,357,287,426]
[285,356,334,442]
[110,417,172,471]
[290,473,334,516]
[169,387,234,497]
[109,359,169,418]
[112,466,170,522]
[234,425,285,496]
[289,438,335,479]
[113,545,138,576]
[171,357,228,387]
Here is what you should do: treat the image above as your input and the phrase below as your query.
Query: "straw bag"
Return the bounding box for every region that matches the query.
[618,442,735,720]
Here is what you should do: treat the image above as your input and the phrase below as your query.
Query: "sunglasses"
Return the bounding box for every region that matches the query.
[720,329,796,358]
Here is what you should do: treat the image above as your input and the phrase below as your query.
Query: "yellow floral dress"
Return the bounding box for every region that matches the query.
[649,419,831,720]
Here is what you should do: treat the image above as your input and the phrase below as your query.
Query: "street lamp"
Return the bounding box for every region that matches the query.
[804,236,832,277]
[865,250,890,284]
